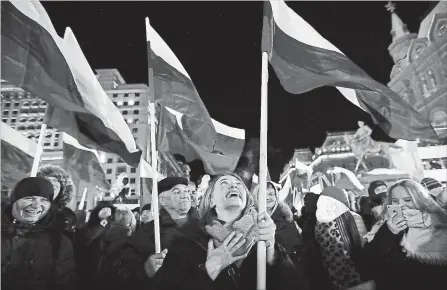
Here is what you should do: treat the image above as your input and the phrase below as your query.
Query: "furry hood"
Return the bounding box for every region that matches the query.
[271,201,294,223]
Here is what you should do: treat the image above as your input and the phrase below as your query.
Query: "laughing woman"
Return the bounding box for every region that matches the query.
[1,177,77,290]
[363,179,447,290]
[153,172,307,290]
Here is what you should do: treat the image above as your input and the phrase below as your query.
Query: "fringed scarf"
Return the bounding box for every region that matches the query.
[203,206,258,257]
[400,209,447,265]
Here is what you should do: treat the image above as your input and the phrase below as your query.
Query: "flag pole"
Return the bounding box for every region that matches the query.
[146,17,161,254]
[29,124,47,177]
[257,51,269,290]
[78,187,88,210]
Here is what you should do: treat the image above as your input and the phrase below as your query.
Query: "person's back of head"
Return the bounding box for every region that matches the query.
[104,209,136,241]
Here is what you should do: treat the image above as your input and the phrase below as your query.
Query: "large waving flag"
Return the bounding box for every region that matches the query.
[146,19,245,175]
[262,0,438,142]
[1,1,141,166]
[1,122,37,188]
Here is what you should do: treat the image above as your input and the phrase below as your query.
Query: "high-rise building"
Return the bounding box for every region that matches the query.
[1,68,187,208]
[386,1,447,141]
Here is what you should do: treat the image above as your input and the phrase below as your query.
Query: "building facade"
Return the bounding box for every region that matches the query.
[386,2,447,142]
[1,68,187,208]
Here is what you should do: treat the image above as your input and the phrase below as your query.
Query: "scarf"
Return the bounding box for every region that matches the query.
[400,209,447,265]
[204,206,258,257]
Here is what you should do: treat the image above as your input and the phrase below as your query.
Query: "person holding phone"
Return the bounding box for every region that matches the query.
[363,179,447,290]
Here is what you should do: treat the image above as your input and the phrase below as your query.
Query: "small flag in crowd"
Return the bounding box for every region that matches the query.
[62,133,111,192]
[0,122,37,188]
[262,0,438,142]
[146,19,245,175]
[1,1,142,167]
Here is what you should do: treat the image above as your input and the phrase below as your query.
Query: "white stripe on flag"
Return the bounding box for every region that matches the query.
[145,18,191,79]
[139,158,165,179]
[269,0,365,111]
[0,122,37,157]
[62,133,100,160]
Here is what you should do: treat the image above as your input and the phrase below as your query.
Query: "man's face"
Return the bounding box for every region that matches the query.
[374,185,387,196]
[141,210,152,223]
[160,184,191,215]
[12,196,51,224]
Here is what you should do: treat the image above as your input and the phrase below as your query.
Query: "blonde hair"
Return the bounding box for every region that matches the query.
[384,179,447,228]
[198,172,257,226]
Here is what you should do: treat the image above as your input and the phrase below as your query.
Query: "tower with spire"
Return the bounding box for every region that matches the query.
[386,2,418,76]
[385,1,447,143]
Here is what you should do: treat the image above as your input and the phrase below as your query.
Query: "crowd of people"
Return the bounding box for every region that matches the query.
[2,164,447,290]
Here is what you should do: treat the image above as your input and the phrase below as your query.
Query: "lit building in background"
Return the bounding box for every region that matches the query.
[1,69,188,208]
[386,2,447,141]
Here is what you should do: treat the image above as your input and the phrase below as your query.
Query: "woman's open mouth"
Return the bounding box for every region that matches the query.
[226,191,240,198]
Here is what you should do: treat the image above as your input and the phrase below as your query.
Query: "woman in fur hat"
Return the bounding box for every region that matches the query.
[153,172,308,290]
[363,179,447,290]
[253,181,303,253]
[36,164,76,211]
[1,177,77,290]
[314,187,370,290]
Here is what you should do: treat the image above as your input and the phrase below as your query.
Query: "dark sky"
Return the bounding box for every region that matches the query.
[41,1,433,168]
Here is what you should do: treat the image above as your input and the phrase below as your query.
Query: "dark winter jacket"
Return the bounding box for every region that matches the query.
[96,225,148,290]
[153,227,309,290]
[1,207,77,290]
[363,224,447,290]
[132,207,200,258]
[271,201,303,253]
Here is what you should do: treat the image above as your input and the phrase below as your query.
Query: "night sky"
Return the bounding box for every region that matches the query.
[41,1,434,176]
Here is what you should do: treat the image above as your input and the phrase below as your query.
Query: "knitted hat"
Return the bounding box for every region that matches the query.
[368,180,387,198]
[158,177,189,195]
[421,178,442,191]
[11,177,55,204]
[320,187,350,208]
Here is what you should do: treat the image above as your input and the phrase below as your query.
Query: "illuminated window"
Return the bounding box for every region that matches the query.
[129,100,135,106]
[117,101,123,106]
[127,118,133,124]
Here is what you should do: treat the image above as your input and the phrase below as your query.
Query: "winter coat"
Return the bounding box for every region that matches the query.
[96,226,149,290]
[1,207,77,290]
[153,227,310,290]
[271,201,303,253]
[132,207,200,258]
[363,224,447,290]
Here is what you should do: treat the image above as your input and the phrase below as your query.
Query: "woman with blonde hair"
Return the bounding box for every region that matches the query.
[363,179,447,290]
[153,172,308,290]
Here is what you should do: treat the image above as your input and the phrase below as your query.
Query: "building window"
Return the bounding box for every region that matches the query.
[2,118,7,123]
[118,158,124,163]
[122,110,128,115]
[124,93,129,98]
[107,158,113,163]
[135,93,140,97]
[130,189,136,196]
[132,128,138,133]
[5,103,11,108]
[14,103,20,107]
[12,110,18,115]
[135,101,140,106]
[53,142,59,147]
[133,119,139,124]
[124,102,128,106]
[130,178,136,184]
[133,110,139,115]
[117,166,127,174]
[3,111,8,116]
[44,142,51,146]
[106,169,112,174]
[427,70,437,91]
[113,94,117,98]
[130,168,136,173]
[11,118,16,123]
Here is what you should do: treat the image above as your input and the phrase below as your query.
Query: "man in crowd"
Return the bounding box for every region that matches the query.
[132,176,199,279]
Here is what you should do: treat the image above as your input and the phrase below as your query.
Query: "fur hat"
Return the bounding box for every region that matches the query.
[158,177,189,195]
[320,187,350,208]
[11,177,55,204]
[421,177,442,191]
